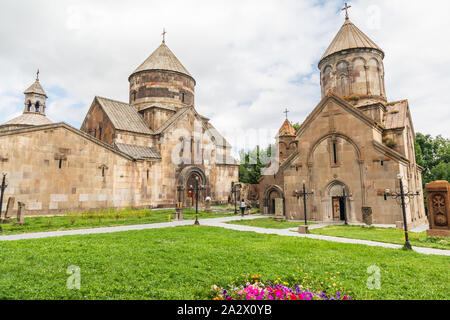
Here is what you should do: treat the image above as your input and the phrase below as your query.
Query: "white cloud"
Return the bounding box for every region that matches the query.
[0,0,448,151]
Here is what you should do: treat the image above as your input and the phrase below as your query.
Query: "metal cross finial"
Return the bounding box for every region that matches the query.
[36,69,40,81]
[162,28,167,43]
[342,2,352,20]
[284,108,290,120]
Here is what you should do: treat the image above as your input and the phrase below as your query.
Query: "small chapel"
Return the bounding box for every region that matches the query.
[0,35,239,215]
[259,11,427,227]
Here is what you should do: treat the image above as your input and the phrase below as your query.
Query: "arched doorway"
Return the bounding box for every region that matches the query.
[178,166,207,208]
[264,185,284,215]
[328,181,350,222]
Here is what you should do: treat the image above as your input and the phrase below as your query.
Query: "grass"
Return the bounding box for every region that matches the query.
[0,226,448,300]
[310,225,450,251]
[0,208,234,236]
[227,218,316,229]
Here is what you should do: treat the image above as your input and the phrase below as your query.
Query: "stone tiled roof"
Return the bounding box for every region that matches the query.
[96,97,153,135]
[385,100,408,130]
[115,143,161,160]
[132,43,193,78]
[321,19,384,62]
[24,80,48,97]
[279,119,296,136]
[1,112,53,127]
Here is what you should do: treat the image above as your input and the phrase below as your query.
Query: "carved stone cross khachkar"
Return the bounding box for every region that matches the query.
[342,3,352,20]
[322,106,342,133]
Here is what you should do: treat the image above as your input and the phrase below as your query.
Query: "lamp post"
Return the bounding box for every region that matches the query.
[0,173,7,219]
[293,180,314,227]
[191,177,206,226]
[231,182,242,215]
[384,174,420,250]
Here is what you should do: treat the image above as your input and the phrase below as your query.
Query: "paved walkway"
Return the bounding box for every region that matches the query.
[1,215,448,257]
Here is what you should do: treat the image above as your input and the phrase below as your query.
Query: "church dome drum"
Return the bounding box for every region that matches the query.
[319,17,386,104]
[129,39,195,110]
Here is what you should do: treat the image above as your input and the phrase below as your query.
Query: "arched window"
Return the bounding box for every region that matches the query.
[181,92,185,103]
[35,101,40,112]
[27,101,32,112]
[339,76,350,96]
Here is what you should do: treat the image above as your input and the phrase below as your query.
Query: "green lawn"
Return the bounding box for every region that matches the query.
[227,218,316,229]
[0,208,234,236]
[310,225,450,251]
[0,226,448,300]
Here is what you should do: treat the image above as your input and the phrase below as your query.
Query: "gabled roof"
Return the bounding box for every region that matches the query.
[296,92,384,138]
[0,122,135,161]
[115,143,161,160]
[1,112,53,127]
[95,97,153,135]
[24,79,48,98]
[131,43,193,79]
[320,18,384,63]
[385,100,409,130]
[154,107,191,135]
[279,119,296,137]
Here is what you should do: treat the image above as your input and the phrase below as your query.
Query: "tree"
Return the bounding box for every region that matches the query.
[239,145,274,184]
[415,133,450,185]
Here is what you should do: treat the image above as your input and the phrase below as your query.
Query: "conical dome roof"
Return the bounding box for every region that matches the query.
[320,18,384,63]
[24,79,48,97]
[279,119,296,137]
[131,43,193,78]
[1,113,52,127]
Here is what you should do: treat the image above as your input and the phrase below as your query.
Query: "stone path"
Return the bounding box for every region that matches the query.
[0,215,448,257]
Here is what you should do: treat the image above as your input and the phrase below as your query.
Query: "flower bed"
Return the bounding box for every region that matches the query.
[211,273,353,301]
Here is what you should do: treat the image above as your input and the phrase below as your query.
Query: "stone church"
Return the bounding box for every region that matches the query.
[259,16,427,227]
[0,39,239,215]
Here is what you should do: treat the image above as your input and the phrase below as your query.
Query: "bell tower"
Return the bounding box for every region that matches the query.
[24,70,48,115]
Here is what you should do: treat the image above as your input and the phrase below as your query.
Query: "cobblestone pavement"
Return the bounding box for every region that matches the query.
[0,215,448,257]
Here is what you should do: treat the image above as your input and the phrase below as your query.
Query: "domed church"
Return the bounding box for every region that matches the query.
[0,37,239,215]
[259,11,427,227]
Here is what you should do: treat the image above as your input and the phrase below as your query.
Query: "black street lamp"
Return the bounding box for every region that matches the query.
[0,173,7,219]
[293,180,314,227]
[191,177,206,226]
[384,174,420,250]
[231,182,242,215]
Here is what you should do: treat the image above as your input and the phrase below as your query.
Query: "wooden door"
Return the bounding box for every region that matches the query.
[332,197,341,220]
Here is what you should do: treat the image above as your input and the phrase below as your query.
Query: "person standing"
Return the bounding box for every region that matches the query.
[227,195,231,210]
[240,199,246,217]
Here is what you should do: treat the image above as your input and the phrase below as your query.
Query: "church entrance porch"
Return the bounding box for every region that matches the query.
[321,181,353,223]
[178,166,208,209]
[263,185,284,216]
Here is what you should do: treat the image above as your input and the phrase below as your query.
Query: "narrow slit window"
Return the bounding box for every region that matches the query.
[147,169,149,180]
[102,167,105,177]
[58,159,62,169]
[181,92,185,103]
[333,141,338,164]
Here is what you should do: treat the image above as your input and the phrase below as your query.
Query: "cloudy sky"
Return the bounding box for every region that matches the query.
[0,0,449,153]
